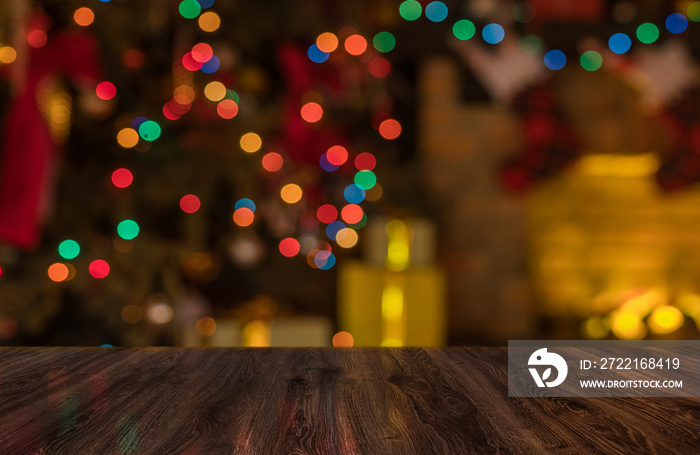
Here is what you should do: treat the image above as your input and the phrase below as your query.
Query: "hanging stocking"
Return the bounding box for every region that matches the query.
[499,81,581,192]
[0,10,103,249]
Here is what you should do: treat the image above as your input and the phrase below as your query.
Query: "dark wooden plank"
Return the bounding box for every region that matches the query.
[0,348,696,454]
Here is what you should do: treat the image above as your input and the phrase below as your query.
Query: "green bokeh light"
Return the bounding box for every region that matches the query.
[453,19,476,40]
[179,0,201,19]
[688,2,700,22]
[399,0,422,21]
[225,90,240,104]
[349,213,368,230]
[636,23,659,44]
[117,220,140,240]
[138,120,161,141]
[58,239,80,260]
[373,32,396,53]
[519,35,542,55]
[354,170,377,190]
[580,50,603,71]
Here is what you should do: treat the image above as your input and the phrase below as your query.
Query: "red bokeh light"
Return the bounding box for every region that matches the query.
[316,204,338,224]
[279,238,301,257]
[180,194,201,214]
[89,260,110,279]
[111,168,133,189]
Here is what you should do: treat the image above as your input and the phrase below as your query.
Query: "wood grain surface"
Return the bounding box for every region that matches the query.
[0,347,696,454]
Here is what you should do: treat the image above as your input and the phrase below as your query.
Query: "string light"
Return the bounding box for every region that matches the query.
[198,12,221,32]
[74,7,95,27]
[240,133,262,153]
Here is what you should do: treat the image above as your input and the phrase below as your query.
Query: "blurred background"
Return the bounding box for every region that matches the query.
[0,0,699,346]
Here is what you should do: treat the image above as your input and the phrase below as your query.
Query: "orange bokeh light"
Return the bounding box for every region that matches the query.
[301,102,323,123]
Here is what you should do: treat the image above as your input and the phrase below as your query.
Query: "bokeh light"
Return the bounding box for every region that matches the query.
[354,170,377,189]
[349,212,368,229]
[111,168,133,189]
[138,120,161,141]
[425,1,448,22]
[235,198,256,212]
[308,44,330,63]
[182,52,203,71]
[179,0,201,19]
[148,302,173,324]
[74,7,95,27]
[96,81,116,100]
[519,35,542,54]
[191,43,214,63]
[344,35,367,56]
[279,238,301,257]
[399,0,422,21]
[117,128,139,148]
[610,311,646,339]
[344,184,366,204]
[648,306,684,334]
[580,50,603,71]
[301,102,323,123]
[608,33,632,54]
[453,19,475,40]
[240,132,262,153]
[317,204,338,223]
[48,263,70,282]
[196,317,217,336]
[233,208,255,227]
[689,2,700,22]
[368,57,391,78]
[332,331,354,347]
[316,32,339,53]
[319,154,340,172]
[281,184,302,204]
[365,184,383,202]
[341,204,364,224]
[637,23,659,43]
[326,145,348,165]
[544,50,566,70]
[198,11,221,31]
[355,152,376,170]
[204,81,226,102]
[482,23,505,44]
[89,260,110,279]
[314,250,336,270]
[373,31,396,53]
[217,99,238,119]
[117,220,140,240]
[180,194,201,213]
[665,13,688,34]
[326,221,346,240]
[0,46,17,64]
[28,30,47,48]
[582,316,609,339]
[200,55,220,73]
[336,228,358,248]
[262,152,283,172]
[196,0,215,8]
[58,240,80,260]
[379,119,401,139]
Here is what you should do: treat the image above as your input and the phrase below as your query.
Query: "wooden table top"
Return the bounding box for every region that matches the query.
[0,347,696,454]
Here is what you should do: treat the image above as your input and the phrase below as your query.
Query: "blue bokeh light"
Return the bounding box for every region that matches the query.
[482,23,505,44]
[544,50,566,70]
[425,1,448,22]
[608,33,632,54]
